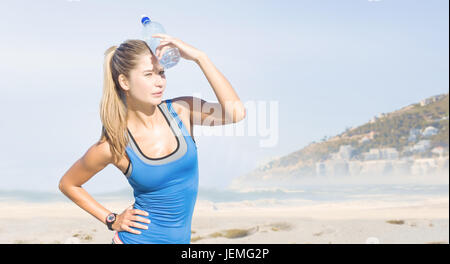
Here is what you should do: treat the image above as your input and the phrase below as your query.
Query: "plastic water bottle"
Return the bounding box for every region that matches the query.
[141,15,180,69]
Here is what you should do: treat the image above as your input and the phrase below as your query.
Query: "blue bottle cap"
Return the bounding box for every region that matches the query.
[141,16,151,25]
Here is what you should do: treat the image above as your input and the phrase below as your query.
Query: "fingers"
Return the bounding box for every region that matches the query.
[119,209,151,234]
[121,224,142,235]
[128,219,149,231]
[117,206,152,234]
[155,43,174,59]
[158,40,171,47]
[132,215,151,224]
[131,209,149,216]
[119,219,149,234]
[122,217,149,234]
[152,33,171,39]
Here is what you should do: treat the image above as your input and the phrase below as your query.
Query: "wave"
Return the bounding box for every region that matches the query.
[1,183,448,204]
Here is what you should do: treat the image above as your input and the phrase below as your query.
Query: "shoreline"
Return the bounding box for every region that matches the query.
[0,196,448,244]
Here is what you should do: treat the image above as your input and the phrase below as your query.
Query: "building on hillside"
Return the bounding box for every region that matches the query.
[420,94,447,106]
[336,145,355,160]
[315,162,327,177]
[410,140,431,153]
[363,148,399,161]
[359,160,394,176]
[359,137,369,144]
[315,158,349,177]
[431,146,446,157]
[408,128,421,142]
[422,126,439,138]
[384,148,399,160]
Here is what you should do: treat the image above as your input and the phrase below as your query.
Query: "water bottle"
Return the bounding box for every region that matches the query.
[141,15,180,69]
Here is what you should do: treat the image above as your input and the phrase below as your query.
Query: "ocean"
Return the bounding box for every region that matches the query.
[0,183,448,204]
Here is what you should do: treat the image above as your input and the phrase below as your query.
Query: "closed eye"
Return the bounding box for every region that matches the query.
[146,71,165,76]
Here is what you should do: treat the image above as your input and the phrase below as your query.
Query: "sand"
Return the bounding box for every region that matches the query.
[0,197,448,244]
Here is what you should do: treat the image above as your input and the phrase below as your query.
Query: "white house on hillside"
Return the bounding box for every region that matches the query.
[409,140,431,153]
[408,128,421,142]
[363,148,399,161]
[422,126,439,138]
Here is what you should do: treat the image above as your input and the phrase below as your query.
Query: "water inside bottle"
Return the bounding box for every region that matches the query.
[159,48,181,69]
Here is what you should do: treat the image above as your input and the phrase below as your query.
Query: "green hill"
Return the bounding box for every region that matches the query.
[252,93,449,176]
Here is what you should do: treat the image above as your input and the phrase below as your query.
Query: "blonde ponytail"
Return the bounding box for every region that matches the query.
[98,40,150,164]
[99,45,128,164]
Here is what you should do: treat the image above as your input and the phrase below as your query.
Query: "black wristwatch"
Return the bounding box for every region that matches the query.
[106,213,118,231]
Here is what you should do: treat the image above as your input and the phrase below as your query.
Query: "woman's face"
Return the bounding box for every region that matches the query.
[125,52,166,105]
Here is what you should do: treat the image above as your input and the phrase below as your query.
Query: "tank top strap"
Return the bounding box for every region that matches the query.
[165,99,190,138]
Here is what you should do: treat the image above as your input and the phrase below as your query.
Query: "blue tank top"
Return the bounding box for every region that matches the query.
[117,99,199,244]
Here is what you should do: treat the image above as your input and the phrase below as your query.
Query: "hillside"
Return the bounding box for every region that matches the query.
[231,93,449,189]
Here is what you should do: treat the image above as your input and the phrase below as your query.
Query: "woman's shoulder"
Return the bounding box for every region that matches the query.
[88,137,115,165]
[165,97,190,116]
[74,138,116,177]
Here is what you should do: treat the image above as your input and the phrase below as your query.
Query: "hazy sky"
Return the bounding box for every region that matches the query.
[0,0,448,193]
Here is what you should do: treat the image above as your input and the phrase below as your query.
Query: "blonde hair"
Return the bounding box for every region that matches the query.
[99,39,151,163]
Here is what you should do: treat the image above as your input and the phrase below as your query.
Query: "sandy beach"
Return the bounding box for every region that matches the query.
[0,195,448,244]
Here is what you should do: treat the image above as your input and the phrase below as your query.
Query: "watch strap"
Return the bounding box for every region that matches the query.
[106,213,118,231]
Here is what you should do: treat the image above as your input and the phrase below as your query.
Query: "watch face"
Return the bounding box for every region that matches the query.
[106,214,116,222]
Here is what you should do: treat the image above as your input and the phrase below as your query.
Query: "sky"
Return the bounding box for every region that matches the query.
[0,0,448,194]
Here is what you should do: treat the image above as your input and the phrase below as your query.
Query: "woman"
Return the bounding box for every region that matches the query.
[58,34,246,244]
